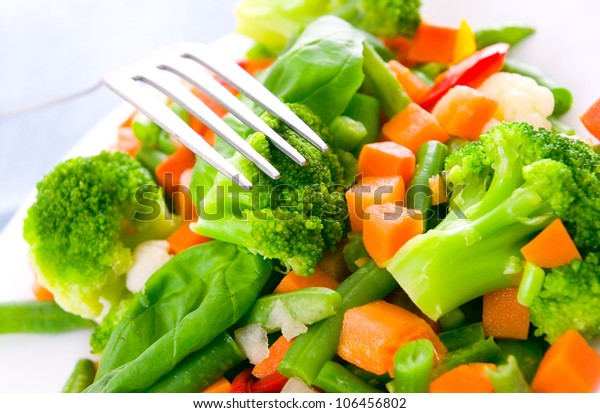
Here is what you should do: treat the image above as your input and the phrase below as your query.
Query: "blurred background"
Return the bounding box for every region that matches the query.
[0,0,237,229]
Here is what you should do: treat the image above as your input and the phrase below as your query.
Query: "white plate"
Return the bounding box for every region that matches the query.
[1,0,599,392]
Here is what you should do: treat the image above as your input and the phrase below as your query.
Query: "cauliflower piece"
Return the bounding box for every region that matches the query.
[126,240,172,293]
[478,72,554,130]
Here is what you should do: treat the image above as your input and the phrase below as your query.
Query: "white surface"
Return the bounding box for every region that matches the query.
[1,0,600,392]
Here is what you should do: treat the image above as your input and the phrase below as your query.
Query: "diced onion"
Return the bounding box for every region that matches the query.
[234,324,269,365]
[266,300,307,340]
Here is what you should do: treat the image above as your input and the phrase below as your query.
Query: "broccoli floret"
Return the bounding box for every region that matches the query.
[90,293,133,354]
[23,151,178,318]
[192,104,351,276]
[343,0,422,39]
[530,253,600,343]
[387,122,600,320]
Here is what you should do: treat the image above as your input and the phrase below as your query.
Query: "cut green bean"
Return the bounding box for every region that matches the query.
[392,339,434,393]
[0,301,95,334]
[278,260,398,385]
[343,93,381,152]
[329,116,368,152]
[135,147,168,174]
[486,355,531,392]
[314,361,382,393]
[362,42,411,119]
[62,359,96,393]
[549,116,576,136]
[475,26,535,49]
[147,333,245,393]
[503,58,573,116]
[238,287,341,332]
[343,232,369,273]
[517,261,546,307]
[345,364,391,389]
[411,63,448,82]
[443,337,501,371]
[438,322,485,351]
[438,308,467,331]
[496,338,548,383]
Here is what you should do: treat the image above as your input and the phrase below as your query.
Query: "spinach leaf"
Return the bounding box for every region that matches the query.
[88,241,272,392]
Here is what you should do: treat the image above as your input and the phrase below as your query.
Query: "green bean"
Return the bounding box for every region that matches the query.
[405,141,449,230]
[147,333,245,393]
[135,147,168,174]
[392,339,434,393]
[329,116,368,152]
[278,260,398,385]
[496,338,548,383]
[62,359,96,393]
[549,116,575,136]
[503,58,573,116]
[475,26,535,49]
[238,287,342,332]
[362,43,411,119]
[0,301,95,334]
[411,63,448,82]
[443,337,501,371]
[344,364,391,390]
[517,261,545,307]
[132,113,162,148]
[343,93,381,152]
[438,322,485,352]
[314,361,382,393]
[485,355,531,392]
[438,308,467,331]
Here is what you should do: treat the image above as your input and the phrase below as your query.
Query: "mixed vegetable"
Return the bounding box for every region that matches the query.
[3,0,600,394]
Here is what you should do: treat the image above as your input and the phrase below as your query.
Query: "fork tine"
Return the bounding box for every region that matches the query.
[182,44,329,152]
[162,57,307,166]
[138,68,281,181]
[103,72,254,190]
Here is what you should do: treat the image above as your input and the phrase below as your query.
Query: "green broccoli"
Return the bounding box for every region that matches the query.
[530,253,600,343]
[337,0,422,39]
[386,122,600,321]
[23,151,178,319]
[191,103,350,276]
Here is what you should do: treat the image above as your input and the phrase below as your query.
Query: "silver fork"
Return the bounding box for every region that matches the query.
[103,42,328,190]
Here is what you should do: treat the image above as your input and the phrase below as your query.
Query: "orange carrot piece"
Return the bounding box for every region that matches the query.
[189,81,238,140]
[203,377,231,393]
[345,176,405,232]
[520,219,582,268]
[363,203,423,267]
[155,145,197,195]
[531,330,600,393]
[580,98,600,139]
[387,61,430,103]
[428,174,447,205]
[338,300,446,376]
[382,103,449,154]
[252,336,294,379]
[115,126,140,157]
[167,223,211,255]
[243,58,275,76]
[32,276,54,301]
[430,363,496,393]
[482,287,530,340]
[432,85,497,140]
[357,141,416,184]
[273,266,339,294]
[383,37,414,66]
[408,23,458,64]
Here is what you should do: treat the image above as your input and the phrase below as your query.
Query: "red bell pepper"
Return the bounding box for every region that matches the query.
[251,371,289,393]
[230,368,256,393]
[420,43,510,111]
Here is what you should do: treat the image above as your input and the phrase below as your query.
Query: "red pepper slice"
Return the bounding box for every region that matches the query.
[420,43,510,111]
[251,371,289,393]
[230,368,256,393]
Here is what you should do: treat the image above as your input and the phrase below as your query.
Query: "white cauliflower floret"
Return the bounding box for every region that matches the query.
[478,72,554,130]
[126,240,172,293]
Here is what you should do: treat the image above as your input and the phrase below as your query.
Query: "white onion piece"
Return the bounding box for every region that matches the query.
[266,300,307,340]
[234,324,269,365]
[281,377,318,393]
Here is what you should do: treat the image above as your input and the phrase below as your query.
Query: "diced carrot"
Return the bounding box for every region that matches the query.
[387,61,430,103]
[383,37,414,66]
[482,287,530,340]
[243,58,275,76]
[115,126,140,157]
[166,223,211,255]
[428,174,447,205]
[357,141,416,184]
[337,300,446,376]
[252,336,294,379]
[520,219,582,268]
[202,377,231,393]
[432,85,497,140]
[382,103,449,154]
[273,266,339,294]
[345,176,405,232]
[189,81,238,140]
[453,20,476,63]
[202,129,217,147]
[155,145,197,195]
[363,203,423,267]
[430,363,496,393]
[408,23,458,64]
[32,276,53,301]
[580,98,600,139]
[531,330,600,393]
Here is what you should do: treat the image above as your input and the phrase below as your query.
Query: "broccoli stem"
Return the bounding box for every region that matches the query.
[192,214,252,248]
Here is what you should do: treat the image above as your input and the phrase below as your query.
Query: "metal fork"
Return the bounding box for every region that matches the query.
[103,43,328,190]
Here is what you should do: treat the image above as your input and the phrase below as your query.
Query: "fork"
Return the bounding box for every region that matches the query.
[103,42,328,190]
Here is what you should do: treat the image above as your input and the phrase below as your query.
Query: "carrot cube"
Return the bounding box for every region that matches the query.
[432,85,497,140]
[273,266,339,294]
[482,287,530,340]
[345,176,405,232]
[167,223,211,255]
[430,363,496,393]
[520,219,582,268]
[580,98,600,139]
[408,23,458,64]
[202,377,231,393]
[363,203,423,267]
[357,141,416,184]
[387,61,431,103]
[382,103,449,154]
